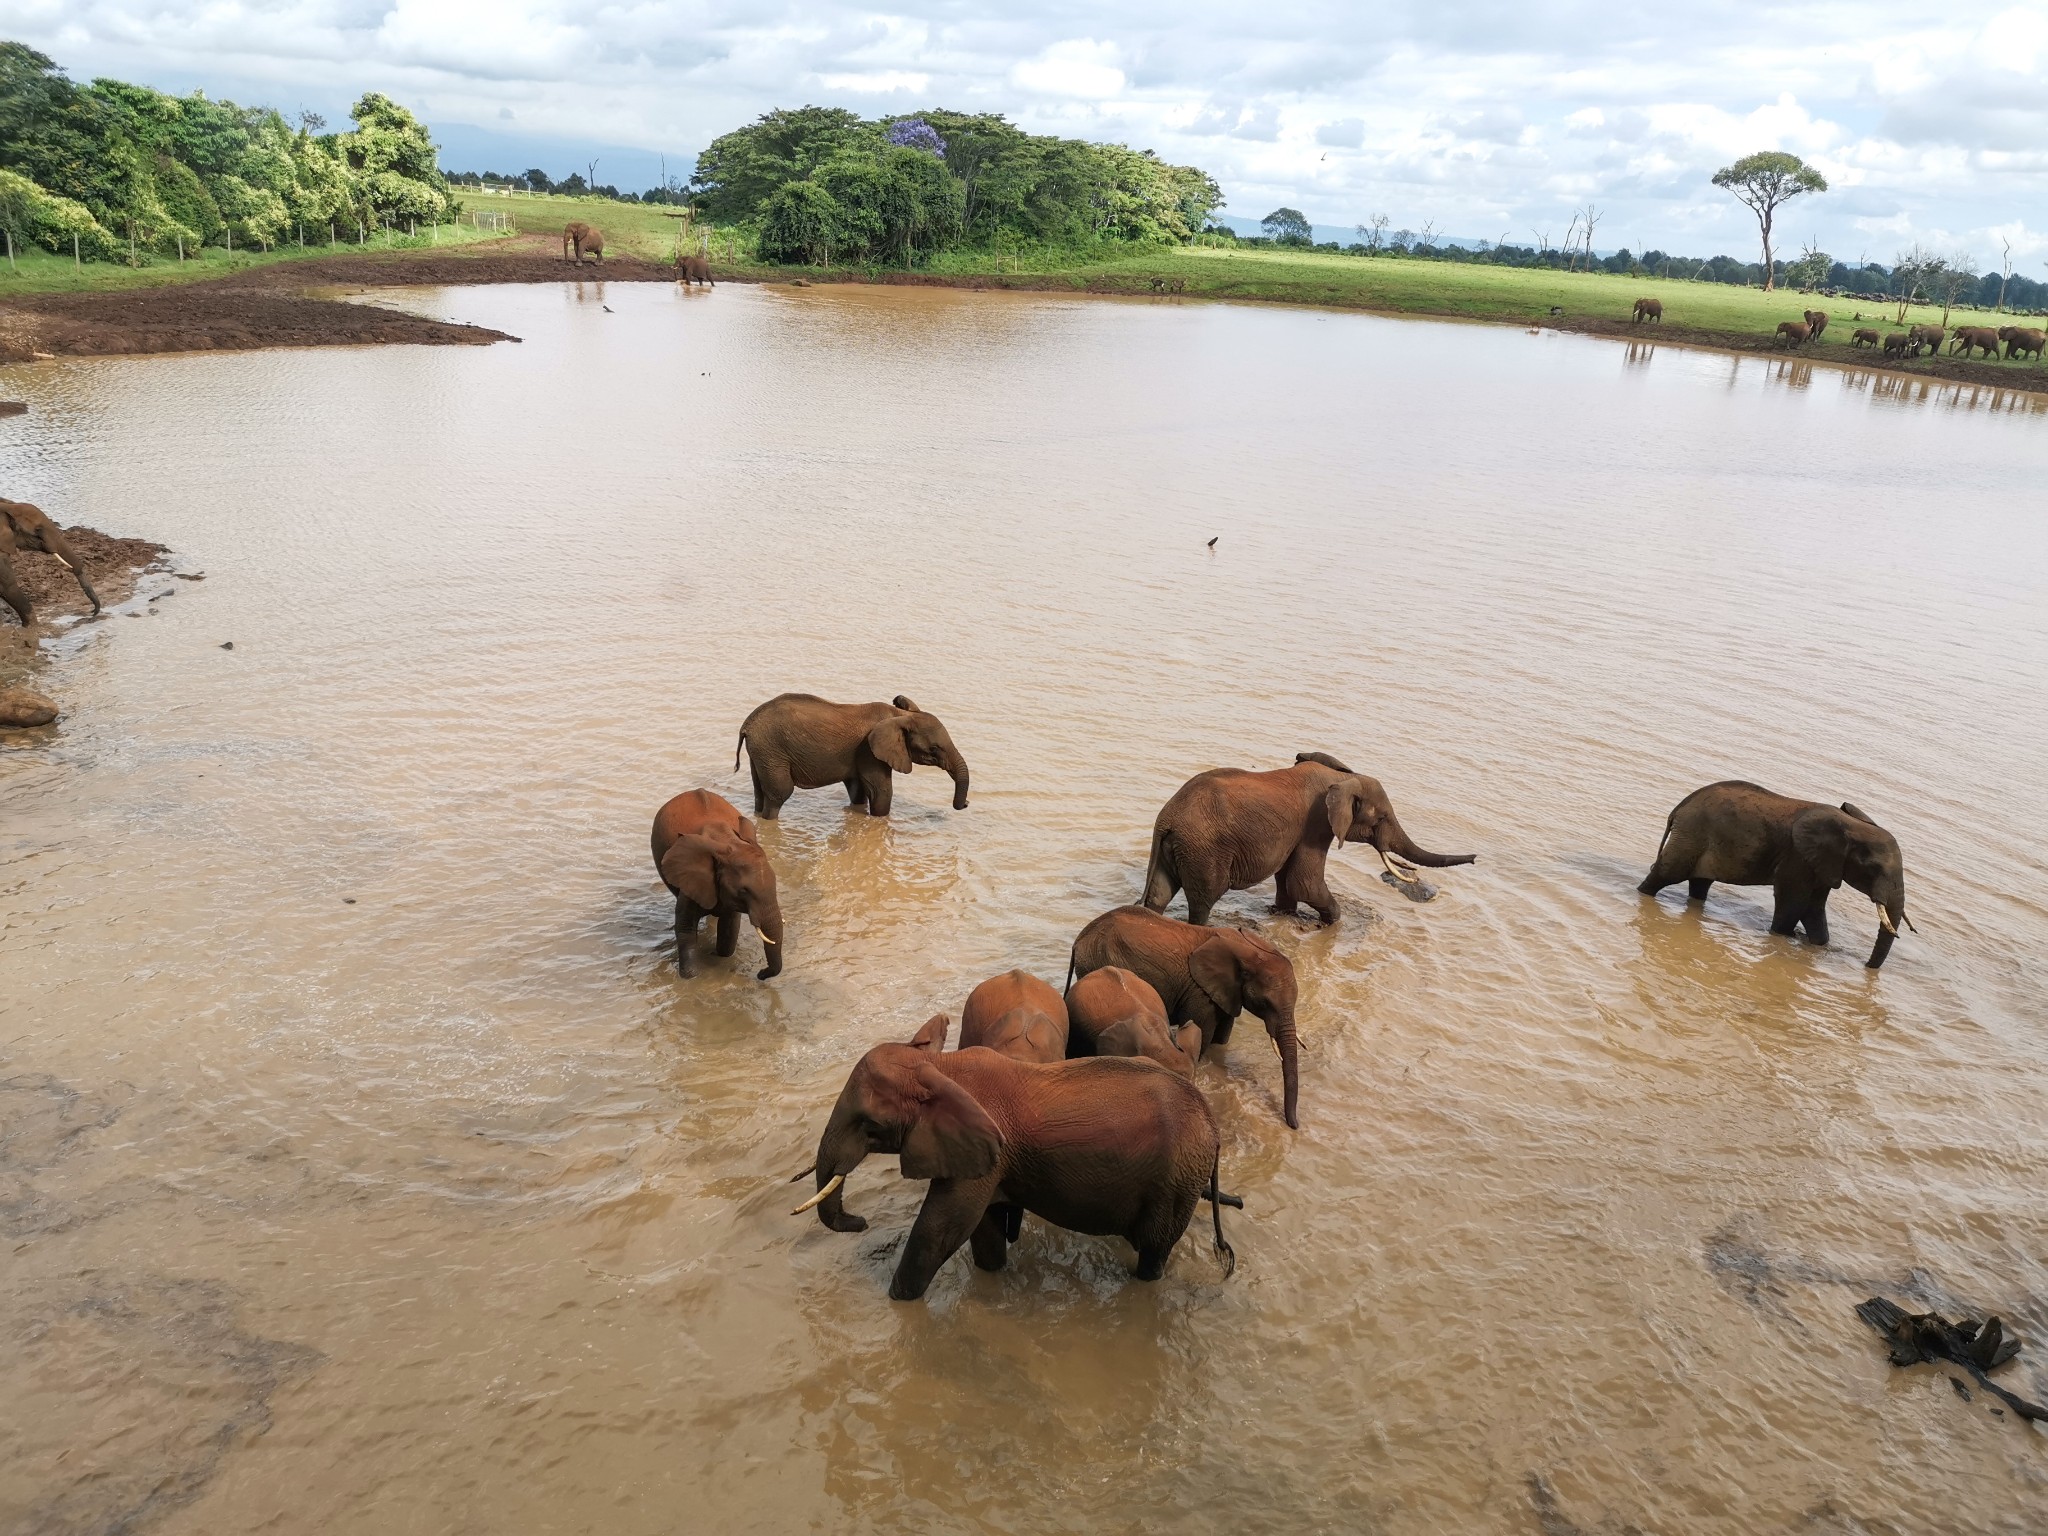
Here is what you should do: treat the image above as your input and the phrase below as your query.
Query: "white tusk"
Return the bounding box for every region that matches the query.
[760,934,778,945]
[54,554,73,570]
[790,1172,844,1214]
[1875,903,1896,936]
[1378,848,1418,883]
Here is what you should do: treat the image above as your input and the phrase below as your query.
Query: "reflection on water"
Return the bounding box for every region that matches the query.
[3,285,2048,1535]
[1620,333,2048,414]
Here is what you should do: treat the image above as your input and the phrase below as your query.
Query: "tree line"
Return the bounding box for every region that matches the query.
[0,40,456,262]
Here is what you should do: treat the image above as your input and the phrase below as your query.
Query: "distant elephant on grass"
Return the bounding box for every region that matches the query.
[651,788,784,978]
[1144,751,1475,926]
[1803,309,1829,339]
[1638,781,1911,970]
[676,254,713,287]
[794,1014,1234,1299]
[735,693,969,820]
[1069,905,1302,1127]
[2003,327,2046,361]
[1774,321,1811,347]
[1950,326,2001,360]
[1882,331,1915,358]
[0,499,100,621]
[1851,328,1881,349]
[959,970,1069,1063]
[1631,297,1663,323]
[1066,967,1200,1077]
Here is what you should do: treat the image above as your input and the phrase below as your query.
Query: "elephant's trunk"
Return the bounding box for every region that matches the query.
[754,901,785,980]
[1866,883,1906,971]
[1272,1011,1300,1129]
[807,1116,870,1232]
[945,751,970,810]
[54,551,99,615]
[1379,812,1476,870]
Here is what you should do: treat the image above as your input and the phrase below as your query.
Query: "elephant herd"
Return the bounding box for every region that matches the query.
[649,692,1915,1303]
[1629,294,2046,363]
[559,221,716,287]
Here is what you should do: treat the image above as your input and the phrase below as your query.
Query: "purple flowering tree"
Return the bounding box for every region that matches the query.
[884,118,947,158]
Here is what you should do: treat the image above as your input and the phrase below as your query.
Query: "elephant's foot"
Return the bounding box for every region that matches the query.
[1687,879,1712,903]
[1133,1247,1169,1282]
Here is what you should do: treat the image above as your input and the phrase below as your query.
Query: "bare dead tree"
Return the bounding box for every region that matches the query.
[1561,213,1581,270]
[1580,204,1602,270]
[1418,217,1438,249]
[1997,236,2014,313]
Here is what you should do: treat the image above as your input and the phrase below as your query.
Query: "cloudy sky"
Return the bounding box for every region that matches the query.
[8,0,2046,263]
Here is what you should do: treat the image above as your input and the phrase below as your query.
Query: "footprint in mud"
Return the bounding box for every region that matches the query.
[2,1274,322,1536]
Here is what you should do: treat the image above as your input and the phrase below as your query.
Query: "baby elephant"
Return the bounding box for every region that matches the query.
[1639,780,1911,969]
[1774,320,1811,347]
[1882,331,1915,358]
[651,789,784,978]
[1851,328,1881,349]
[676,254,713,287]
[795,1015,1233,1300]
[1066,967,1200,1077]
[960,969,1069,1062]
[736,692,969,820]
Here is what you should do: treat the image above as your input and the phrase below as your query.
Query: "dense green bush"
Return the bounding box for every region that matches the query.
[0,167,119,257]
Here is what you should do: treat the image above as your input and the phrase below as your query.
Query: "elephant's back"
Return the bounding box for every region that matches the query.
[652,788,743,863]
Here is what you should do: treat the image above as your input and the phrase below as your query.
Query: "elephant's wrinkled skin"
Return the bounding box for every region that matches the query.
[798,1015,1232,1299]
[651,789,785,978]
[959,970,1069,1063]
[1066,966,1200,1077]
[1144,751,1474,926]
[0,499,100,623]
[1638,780,1911,969]
[1069,905,1302,1127]
[735,693,969,820]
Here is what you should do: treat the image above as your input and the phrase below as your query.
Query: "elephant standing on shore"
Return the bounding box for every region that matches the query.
[1909,324,1945,356]
[1144,751,1474,926]
[1775,321,1812,347]
[1069,905,1302,1127]
[1632,297,1663,323]
[1851,328,1881,349]
[794,1015,1233,1300]
[735,693,969,820]
[2000,326,2046,360]
[563,222,603,262]
[1066,967,1200,1077]
[1803,309,1829,340]
[0,499,100,622]
[651,788,785,978]
[1638,780,1912,970]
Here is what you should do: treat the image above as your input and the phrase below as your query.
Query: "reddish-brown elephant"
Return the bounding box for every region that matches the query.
[651,789,784,978]
[2003,327,2046,361]
[0,499,100,622]
[676,254,713,287]
[959,969,1069,1063]
[1775,320,1811,347]
[1066,966,1199,1077]
[793,1014,1233,1300]
[563,222,603,262]
[1803,308,1829,339]
[1069,904,1302,1126]
[735,693,969,820]
[1949,326,2000,359]
[1144,751,1473,927]
[1851,328,1881,349]
[1908,323,1945,356]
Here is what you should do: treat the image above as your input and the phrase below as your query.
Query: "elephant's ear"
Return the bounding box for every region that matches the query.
[866,719,913,774]
[1188,936,1245,1019]
[907,1013,950,1053]
[658,837,719,909]
[1839,801,1878,826]
[1791,810,1850,889]
[899,1063,1001,1181]
[1323,781,1360,843]
[1172,1023,1205,1064]
[891,695,921,713]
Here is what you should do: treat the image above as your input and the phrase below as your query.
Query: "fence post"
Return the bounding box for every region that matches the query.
[298,224,303,250]
[4,229,12,272]
[177,233,184,263]
[74,232,80,268]
[227,227,233,257]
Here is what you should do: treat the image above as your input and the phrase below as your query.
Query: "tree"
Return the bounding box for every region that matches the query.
[1931,252,1977,326]
[1261,207,1310,244]
[1787,239,1831,291]
[1711,151,1826,291]
[1890,245,1939,324]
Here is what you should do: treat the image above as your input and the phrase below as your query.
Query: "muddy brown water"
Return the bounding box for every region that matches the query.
[4,284,2047,1535]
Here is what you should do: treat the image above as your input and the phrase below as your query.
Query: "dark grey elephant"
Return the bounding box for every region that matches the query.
[1638,780,1912,969]
[1068,905,1301,1127]
[734,693,969,820]
[1144,751,1474,925]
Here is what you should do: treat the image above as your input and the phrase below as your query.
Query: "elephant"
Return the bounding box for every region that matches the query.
[1774,321,1811,347]
[1066,966,1200,1077]
[2004,328,2046,361]
[0,499,100,620]
[0,540,27,627]
[1631,297,1663,323]
[735,693,969,820]
[562,222,589,261]
[1851,328,1881,349]
[959,969,1068,1063]
[1950,326,2000,359]
[1909,323,1945,356]
[1143,750,1475,927]
[1803,309,1829,339]
[1882,331,1915,358]
[793,1013,1234,1300]
[651,788,784,978]
[676,254,713,287]
[1637,780,1912,970]
[1069,904,1302,1127]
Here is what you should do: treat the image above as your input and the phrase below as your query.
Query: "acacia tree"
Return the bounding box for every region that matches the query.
[1712,151,1826,291]
[1261,206,1310,244]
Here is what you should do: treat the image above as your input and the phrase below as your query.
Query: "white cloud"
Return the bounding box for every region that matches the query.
[1010,39,1124,99]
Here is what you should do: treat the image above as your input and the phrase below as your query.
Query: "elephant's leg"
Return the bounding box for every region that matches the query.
[1687,878,1712,903]
[752,758,794,820]
[888,1180,992,1300]
[969,1209,1009,1271]
[1131,1189,1198,1280]
[1638,832,1703,897]
[842,775,868,808]
[715,909,740,957]
[1801,902,1830,947]
[675,900,704,975]
[1285,849,1338,925]
[860,766,894,817]
[1769,889,1803,938]
[0,566,29,627]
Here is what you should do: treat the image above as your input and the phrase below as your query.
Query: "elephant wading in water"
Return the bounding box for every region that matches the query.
[676,254,713,287]
[1145,751,1475,926]
[1638,781,1912,969]
[793,1015,1234,1299]
[959,970,1069,1063]
[1066,966,1200,1077]
[0,499,100,623]
[1069,905,1302,1127]
[735,693,969,820]
[651,789,785,978]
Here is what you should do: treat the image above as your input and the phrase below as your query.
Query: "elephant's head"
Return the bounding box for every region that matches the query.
[1302,754,1476,885]
[0,500,99,615]
[867,709,970,809]
[795,1017,1003,1231]
[1792,802,1911,969]
[659,826,785,979]
[1189,929,1301,1127]
[1098,1017,1203,1077]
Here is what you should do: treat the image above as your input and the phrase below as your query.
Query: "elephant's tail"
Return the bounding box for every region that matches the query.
[1142,826,1175,912]
[1063,945,1078,998]
[1207,1160,1237,1279]
[733,731,747,774]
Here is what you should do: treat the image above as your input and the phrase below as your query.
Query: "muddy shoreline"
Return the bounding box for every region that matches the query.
[0,236,2041,396]
[1,527,171,701]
